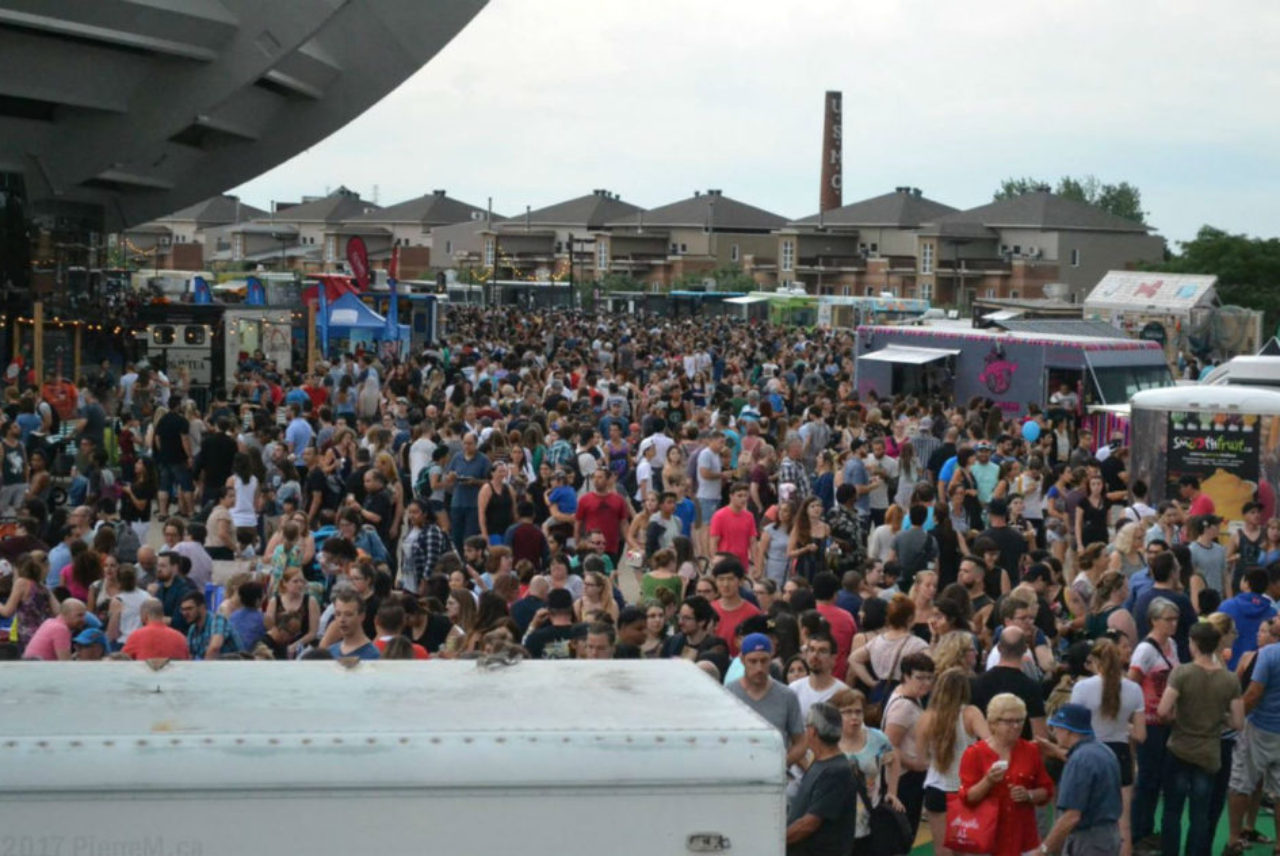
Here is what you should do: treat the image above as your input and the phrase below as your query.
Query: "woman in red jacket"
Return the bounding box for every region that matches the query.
[958,692,1054,856]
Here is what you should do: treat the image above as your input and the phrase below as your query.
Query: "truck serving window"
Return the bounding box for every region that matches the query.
[1091,364,1171,404]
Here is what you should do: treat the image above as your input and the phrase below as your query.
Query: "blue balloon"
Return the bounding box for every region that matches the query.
[1021,420,1041,442]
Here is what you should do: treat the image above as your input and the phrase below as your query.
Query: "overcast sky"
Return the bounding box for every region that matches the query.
[232,0,1279,246]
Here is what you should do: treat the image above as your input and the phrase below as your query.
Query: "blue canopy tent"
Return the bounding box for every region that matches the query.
[322,293,410,358]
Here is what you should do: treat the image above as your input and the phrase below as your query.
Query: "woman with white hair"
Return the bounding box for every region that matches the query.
[956,692,1053,856]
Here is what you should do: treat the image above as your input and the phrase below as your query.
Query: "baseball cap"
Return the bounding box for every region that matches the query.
[1047,703,1094,736]
[73,627,107,647]
[740,633,773,656]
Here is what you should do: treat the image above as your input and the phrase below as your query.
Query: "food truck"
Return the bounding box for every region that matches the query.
[853,322,1173,414]
[1126,385,1280,525]
[0,660,785,856]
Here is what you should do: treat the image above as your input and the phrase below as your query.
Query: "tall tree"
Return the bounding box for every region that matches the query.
[992,174,1146,223]
[1153,226,1280,329]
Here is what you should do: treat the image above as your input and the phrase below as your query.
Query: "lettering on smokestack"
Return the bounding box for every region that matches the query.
[821,91,842,212]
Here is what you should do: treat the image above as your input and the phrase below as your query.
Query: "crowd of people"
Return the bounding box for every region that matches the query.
[1,303,1276,856]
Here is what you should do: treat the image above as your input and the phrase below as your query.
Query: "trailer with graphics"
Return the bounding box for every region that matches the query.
[853,322,1173,414]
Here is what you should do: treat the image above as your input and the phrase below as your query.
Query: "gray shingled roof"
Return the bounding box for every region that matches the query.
[351,190,488,227]
[791,189,956,228]
[608,190,786,231]
[498,191,642,230]
[273,186,380,223]
[917,221,999,240]
[153,195,268,226]
[927,191,1149,233]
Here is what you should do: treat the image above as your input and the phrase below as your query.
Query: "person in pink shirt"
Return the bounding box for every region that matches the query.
[812,571,857,681]
[709,483,758,570]
[24,599,88,661]
[59,550,101,603]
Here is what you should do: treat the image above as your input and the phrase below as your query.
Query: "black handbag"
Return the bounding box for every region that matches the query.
[850,759,914,855]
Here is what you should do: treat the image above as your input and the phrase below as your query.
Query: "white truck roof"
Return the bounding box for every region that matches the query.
[0,660,785,793]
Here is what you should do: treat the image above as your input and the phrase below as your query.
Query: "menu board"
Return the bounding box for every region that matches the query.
[1167,411,1260,522]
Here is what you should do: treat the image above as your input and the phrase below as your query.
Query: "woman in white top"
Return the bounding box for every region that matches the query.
[229,453,260,534]
[917,667,991,855]
[1069,638,1145,856]
[106,565,150,645]
[866,504,905,564]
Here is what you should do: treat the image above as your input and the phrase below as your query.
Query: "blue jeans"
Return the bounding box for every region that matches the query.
[450,505,480,553]
[1205,737,1235,856]
[1132,722,1169,843]
[1162,754,1214,856]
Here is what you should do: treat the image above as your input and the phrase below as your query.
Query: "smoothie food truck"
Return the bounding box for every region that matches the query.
[1125,385,1280,525]
[853,321,1172,413]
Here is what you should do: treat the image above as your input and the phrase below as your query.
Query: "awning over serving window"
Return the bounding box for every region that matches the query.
[858,345,960,365]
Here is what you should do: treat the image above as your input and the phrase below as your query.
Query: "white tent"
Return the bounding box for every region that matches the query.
[1083,271,1217,318]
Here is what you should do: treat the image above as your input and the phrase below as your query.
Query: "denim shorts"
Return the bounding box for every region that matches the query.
[697,498,720,526]
[158,462,193,493]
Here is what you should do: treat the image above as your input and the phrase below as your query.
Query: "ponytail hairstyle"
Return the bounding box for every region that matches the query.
[1090,638,1123,720]
[1091,570,1126,613]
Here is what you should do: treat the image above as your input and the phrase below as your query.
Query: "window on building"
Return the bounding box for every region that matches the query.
[730,243,740,262]
[670,242,679,255]
[781,240,795,272]
[484,237,495,267]
[920,242,934,274]
[1070,248,1080,267]
[1001,245,1009,255]
[920,281,933,300]
[985,288,996,298]
[864,286,875,296]
[680,243,687,253]
[869,242,879,256]
[1010,290,1020,299]
[596,239,609,271]
[445,240,453,256]
[1012,245,1021,256]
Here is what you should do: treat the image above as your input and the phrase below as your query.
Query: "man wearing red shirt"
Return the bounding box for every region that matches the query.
[303,374,328,410]
[122,599,190,660]
[372,603,429,660]
[711,557,760,656]
[1180,474,1216,517]
[574,469,630,560]
[709,482,758,570]
[813,572,857,681]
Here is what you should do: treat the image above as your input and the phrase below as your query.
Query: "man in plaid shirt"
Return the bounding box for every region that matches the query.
[544,428,575,472]
[778,437,811,500]
[180,591,238,659]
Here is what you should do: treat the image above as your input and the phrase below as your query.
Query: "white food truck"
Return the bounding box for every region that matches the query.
[0,660,785,856]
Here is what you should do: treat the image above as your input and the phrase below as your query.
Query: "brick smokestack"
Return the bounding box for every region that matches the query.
[821,90,842,212]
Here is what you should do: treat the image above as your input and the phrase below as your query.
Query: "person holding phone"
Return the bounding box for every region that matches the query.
[445,432,490,552]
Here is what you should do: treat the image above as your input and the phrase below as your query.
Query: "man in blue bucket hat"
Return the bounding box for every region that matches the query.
[1039,703,1122,856]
